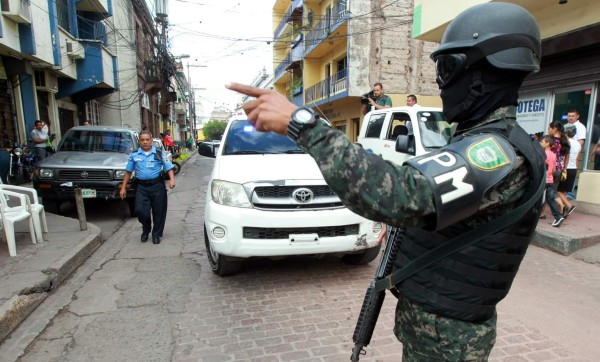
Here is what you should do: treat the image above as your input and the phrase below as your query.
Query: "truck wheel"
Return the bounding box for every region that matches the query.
[127,198,137,217]
[341,244,382,265]
[42,198,61,214]
[204,225,241,276]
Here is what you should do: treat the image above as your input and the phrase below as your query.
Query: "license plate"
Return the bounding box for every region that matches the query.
[289,233,319,243]
[81,189,96,198]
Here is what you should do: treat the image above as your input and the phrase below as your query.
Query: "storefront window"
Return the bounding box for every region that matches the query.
[552,87,596,171]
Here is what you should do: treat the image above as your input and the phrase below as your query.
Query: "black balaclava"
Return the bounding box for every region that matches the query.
[441,62,526,133]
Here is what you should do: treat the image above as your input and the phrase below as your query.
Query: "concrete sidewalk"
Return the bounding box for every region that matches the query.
[0,213,102,342]
[0,166,598,347]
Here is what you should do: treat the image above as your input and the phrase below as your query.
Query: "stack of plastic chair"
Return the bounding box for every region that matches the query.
[0,183,48,236]
[0,190,38,256]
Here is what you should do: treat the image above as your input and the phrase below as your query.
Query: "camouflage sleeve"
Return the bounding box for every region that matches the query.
[297,121,436,229]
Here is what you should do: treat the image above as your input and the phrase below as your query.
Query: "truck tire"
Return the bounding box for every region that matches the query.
[341,244,382,265]
[42,198,61,215]
[204,225,241,276]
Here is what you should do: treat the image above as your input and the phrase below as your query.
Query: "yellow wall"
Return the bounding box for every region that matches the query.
[388,94,443,108]
[577,172,600,204]
[414,0,600,42]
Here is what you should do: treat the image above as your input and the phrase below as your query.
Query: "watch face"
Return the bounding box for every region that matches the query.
[295,109,314,124]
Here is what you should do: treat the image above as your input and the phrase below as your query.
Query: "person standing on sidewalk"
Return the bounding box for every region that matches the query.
[163,129,175,153]
[557,124,580,218]
[540,136,565,227]
[30,120,49,164]
[119,131,175,244]
[226,3,546,359]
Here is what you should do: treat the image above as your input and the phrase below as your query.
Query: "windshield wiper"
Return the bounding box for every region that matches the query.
[227,150,265,155]
[282,149,304,154]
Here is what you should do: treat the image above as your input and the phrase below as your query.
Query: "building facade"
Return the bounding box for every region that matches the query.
[271,0,440,142]
[0,0,181,151]
[414,0,600,204]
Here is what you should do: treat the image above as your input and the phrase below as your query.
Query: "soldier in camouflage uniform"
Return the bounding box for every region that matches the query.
[227,3,545,360]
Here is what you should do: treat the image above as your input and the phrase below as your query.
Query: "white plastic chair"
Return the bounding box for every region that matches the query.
[0,190,38,256]
[0,184,48,235]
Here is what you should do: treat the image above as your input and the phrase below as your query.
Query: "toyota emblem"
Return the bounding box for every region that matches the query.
[81,171,89,179]
[292,188,314,203]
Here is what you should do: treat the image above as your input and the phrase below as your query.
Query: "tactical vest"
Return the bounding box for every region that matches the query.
[393,119,545,322]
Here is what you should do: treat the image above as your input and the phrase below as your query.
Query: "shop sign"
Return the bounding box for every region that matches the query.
[516,92,550,135]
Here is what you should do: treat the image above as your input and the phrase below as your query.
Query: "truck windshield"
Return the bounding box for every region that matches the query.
[222,120,304,155]
[58,130,135,153]
[415,111,455,148]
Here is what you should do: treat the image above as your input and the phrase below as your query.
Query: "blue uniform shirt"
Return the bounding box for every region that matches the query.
[126,146,174,180]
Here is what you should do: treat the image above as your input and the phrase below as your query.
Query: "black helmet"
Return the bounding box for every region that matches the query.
[431,3,541,88]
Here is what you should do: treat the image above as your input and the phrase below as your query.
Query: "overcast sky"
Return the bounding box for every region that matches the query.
[167,0,275,122]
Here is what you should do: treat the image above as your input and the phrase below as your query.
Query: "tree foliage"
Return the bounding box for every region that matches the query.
[203,120,227,141]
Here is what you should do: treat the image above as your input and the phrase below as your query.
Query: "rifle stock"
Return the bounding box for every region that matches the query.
[350,227,401,361]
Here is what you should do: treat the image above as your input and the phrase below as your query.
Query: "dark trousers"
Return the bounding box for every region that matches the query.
[34,147,48,165]
[545,183,562,221]
[135,181,168,238]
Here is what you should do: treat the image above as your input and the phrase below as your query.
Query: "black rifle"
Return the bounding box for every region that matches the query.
[350,226,401,362]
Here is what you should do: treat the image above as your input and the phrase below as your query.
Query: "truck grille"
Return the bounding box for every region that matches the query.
[58,170,112,181]
[243,224,359,239]
[255,185,335,198]
[251,185,343,210]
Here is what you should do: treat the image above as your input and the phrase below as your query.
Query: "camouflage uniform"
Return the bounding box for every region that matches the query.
[297,106,531,360]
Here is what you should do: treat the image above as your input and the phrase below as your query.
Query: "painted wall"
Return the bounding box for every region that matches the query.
[98,0,140,129]
[414,0,600,42]
[31,0,54,65]
[0,16,23,51]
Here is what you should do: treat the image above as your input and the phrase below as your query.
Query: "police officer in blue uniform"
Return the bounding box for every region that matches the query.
[120,130,176,244]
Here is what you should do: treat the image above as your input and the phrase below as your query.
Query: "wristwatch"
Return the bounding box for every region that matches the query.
[288,107,319,142]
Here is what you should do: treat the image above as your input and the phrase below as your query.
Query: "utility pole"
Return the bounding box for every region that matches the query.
[186,63,207,140]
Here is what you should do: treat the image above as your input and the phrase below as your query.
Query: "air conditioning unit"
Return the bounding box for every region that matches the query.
[1,0,32,24]
[35,70,58,93]
[66,41,84,60]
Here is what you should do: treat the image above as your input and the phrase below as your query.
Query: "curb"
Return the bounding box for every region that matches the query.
[0,224,103,343]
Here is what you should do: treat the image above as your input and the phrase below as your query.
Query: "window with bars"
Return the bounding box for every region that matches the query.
[56,0,70,33]
[85,100,100,124]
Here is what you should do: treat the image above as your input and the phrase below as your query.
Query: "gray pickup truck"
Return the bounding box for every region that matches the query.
[32,126,139,215]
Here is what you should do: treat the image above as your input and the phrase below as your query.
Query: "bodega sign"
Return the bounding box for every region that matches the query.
[516,91,550,135]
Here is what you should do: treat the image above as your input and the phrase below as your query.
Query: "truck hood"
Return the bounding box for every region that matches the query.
[213,154,325,184]
[37,151,130,169]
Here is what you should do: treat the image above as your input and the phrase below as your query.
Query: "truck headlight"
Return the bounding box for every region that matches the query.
[211,180,251,208]
[115,170,127,179]
[38,169,54,178]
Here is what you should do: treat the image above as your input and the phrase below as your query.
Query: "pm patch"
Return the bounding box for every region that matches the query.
[467,137,511,170]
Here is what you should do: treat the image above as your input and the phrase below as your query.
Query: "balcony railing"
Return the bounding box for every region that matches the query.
[305,69,348,104]
[305,3,349,53]
[290,36,304,63]
[274,53,291,82]
[273,0,303,40]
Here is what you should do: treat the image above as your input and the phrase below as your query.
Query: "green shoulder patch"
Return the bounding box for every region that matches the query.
[466,137,511,170]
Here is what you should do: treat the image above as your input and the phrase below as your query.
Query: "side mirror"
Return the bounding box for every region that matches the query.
[197,142,215,158]
[395,135,416,156]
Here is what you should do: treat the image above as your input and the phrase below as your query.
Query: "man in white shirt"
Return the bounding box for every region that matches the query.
[406,94,420,107]
[567,109,586,148]
[30,120,49,164]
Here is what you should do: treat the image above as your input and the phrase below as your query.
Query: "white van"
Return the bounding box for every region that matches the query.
[357,106,454,165]
[199,118,382,276]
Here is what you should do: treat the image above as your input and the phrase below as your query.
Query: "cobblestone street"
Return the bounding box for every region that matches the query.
[5,155,599,361]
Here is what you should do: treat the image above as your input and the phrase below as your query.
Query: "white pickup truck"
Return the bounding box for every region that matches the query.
[199,118,382,276]
[357,106,454,165]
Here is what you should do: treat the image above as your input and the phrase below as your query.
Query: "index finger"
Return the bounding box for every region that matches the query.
[225,82,271,98]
